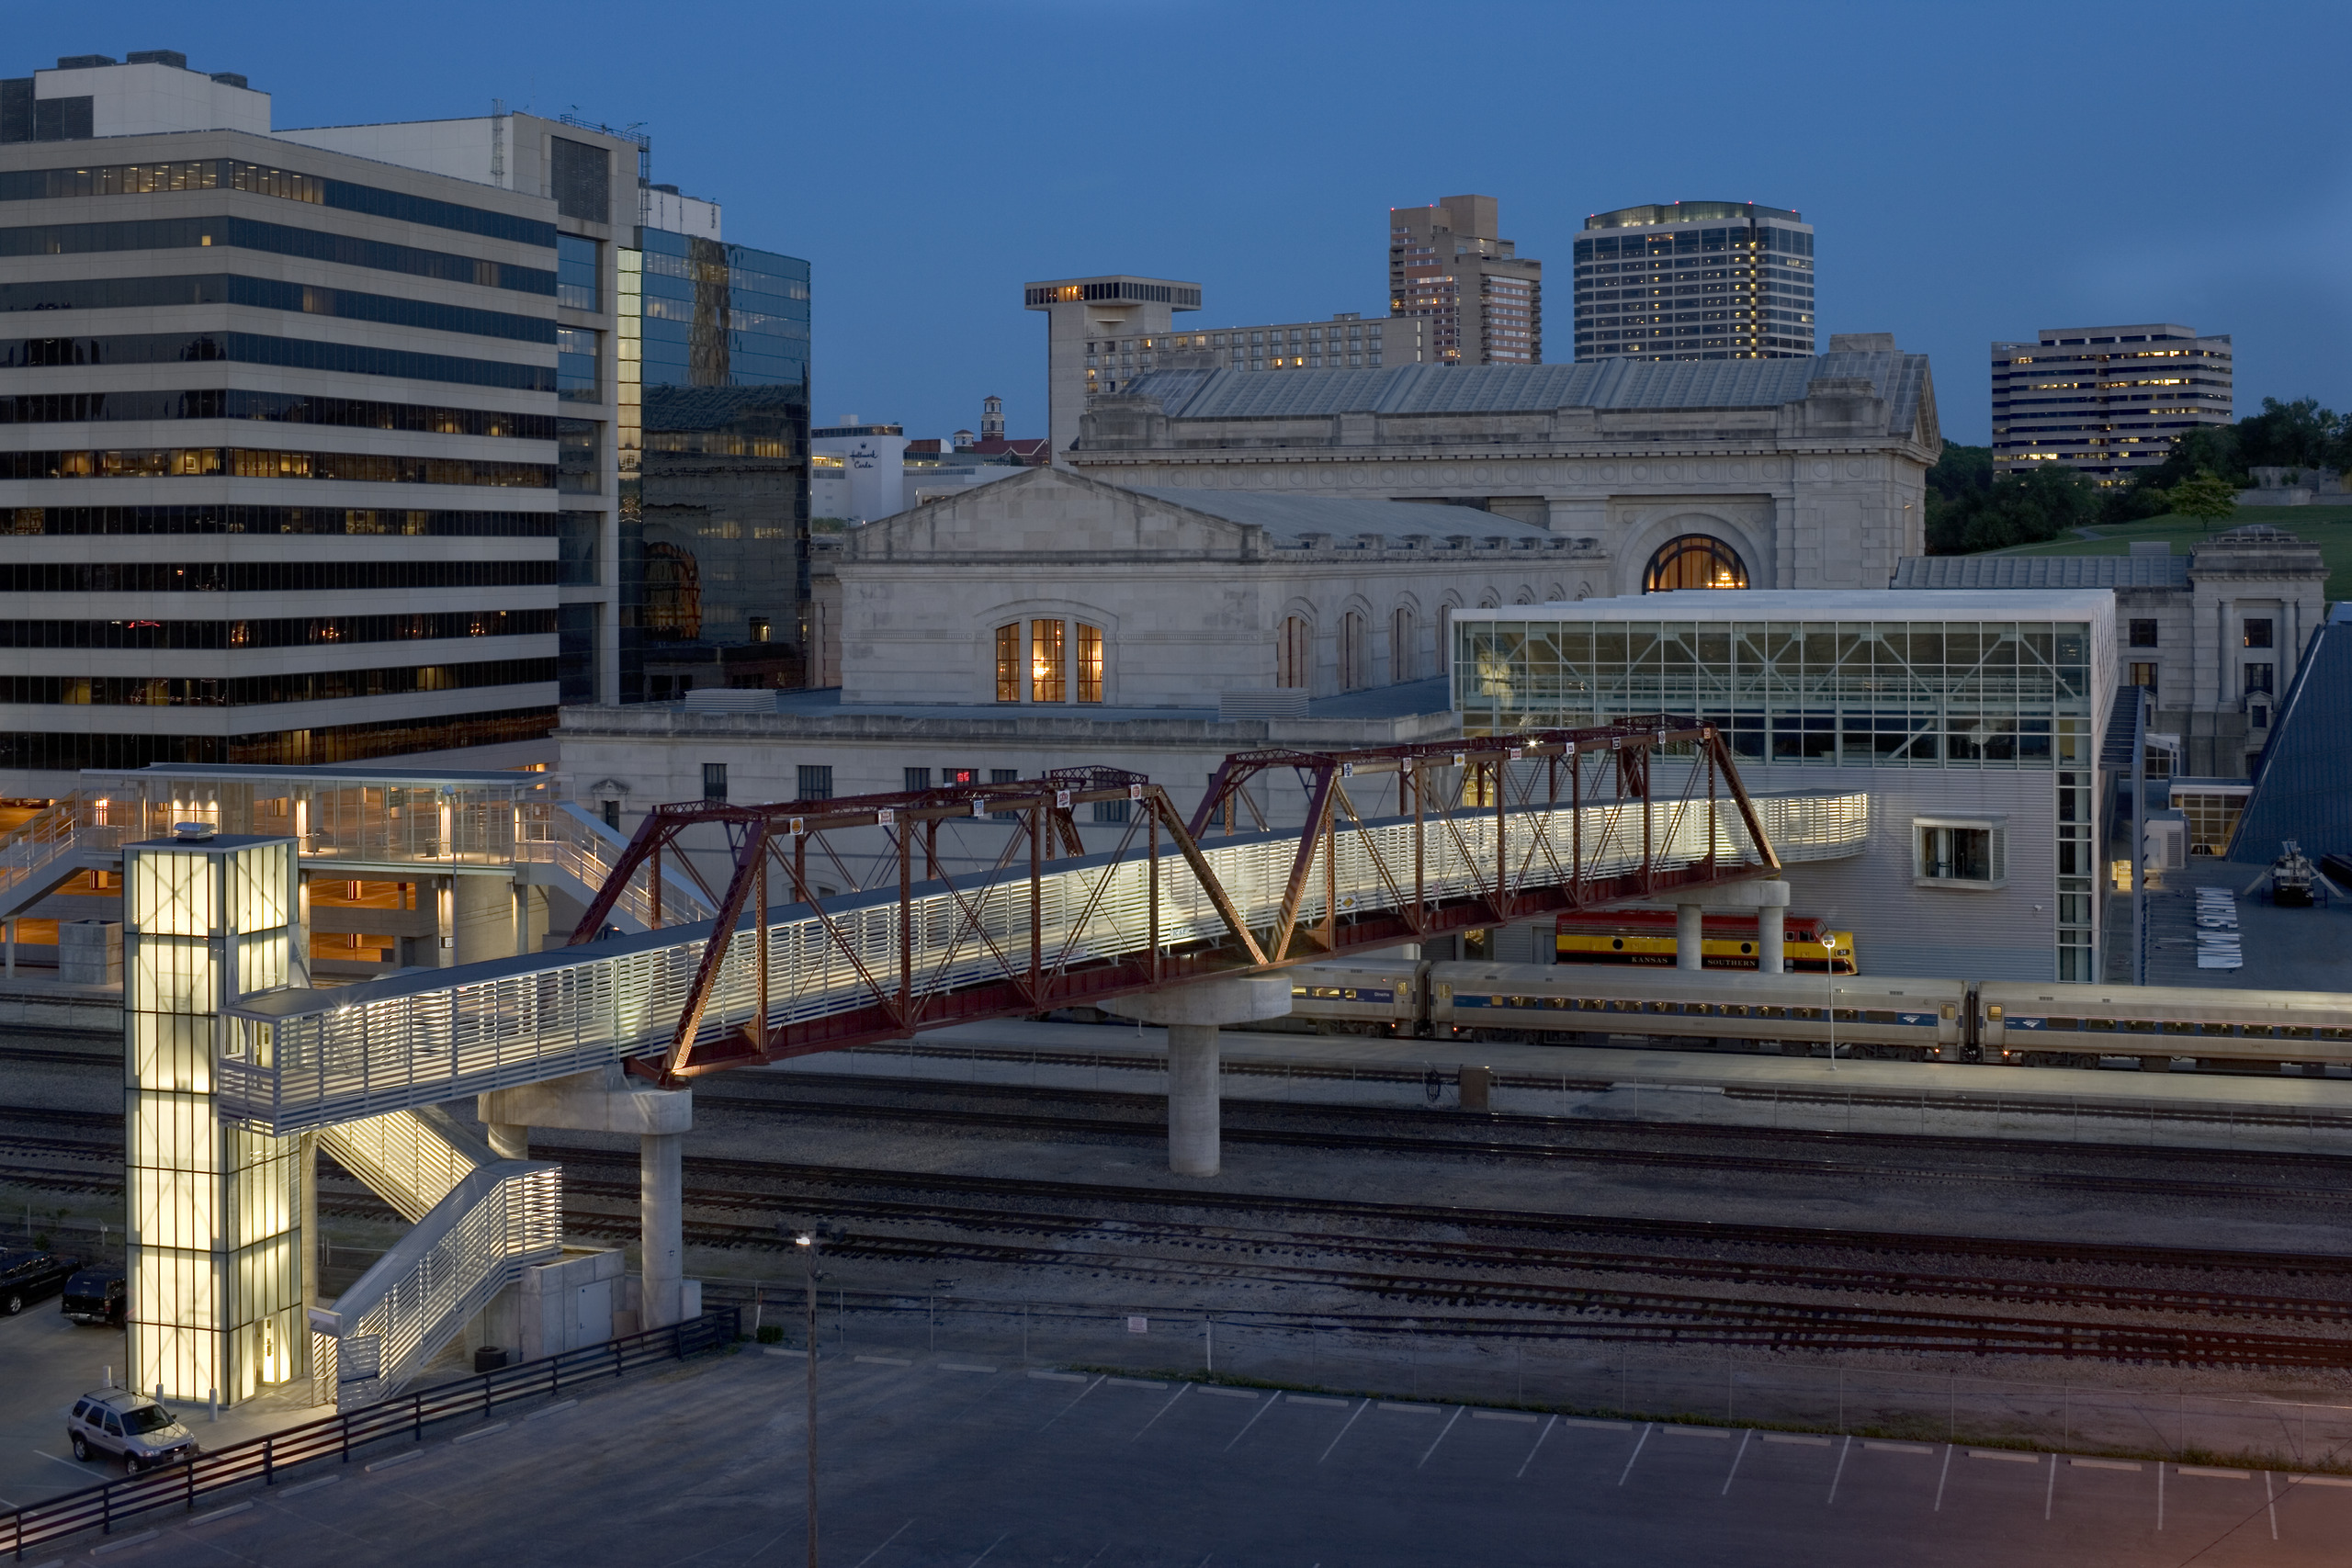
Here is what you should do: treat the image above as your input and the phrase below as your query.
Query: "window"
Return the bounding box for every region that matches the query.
[701,762,727,802]
[994,619,1102,704]
[2244,617,2273,649]
[601,799,620,830]
[2129,661,2158,694]
[796,764,832,800]
[1340,610,1368,691]
[1915,818,2007,888]
[2129,618,2159,648]
[556,234,599,312]
[989,767,1019,821]
[1392,605,1417,682]
[1644,535,1747,592]
[1276,615,1312,689]
[939,766,979,787]
[1076,622,1102,704]
[2245,662,2273,695]
[903,767,931,792]
[994,624,1019,703]
[1030,619,1065,703]
[1092,797,1130,824]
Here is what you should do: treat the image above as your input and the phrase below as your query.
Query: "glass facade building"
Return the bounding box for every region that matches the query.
[1453,591,2117,980]
[1573,202,1814,362]
[618,231,810,702]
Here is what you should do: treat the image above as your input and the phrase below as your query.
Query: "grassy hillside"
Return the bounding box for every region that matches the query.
[1984,505,2352,603]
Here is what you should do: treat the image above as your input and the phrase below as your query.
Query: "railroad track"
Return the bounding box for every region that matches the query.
[684,1088,2352,1205]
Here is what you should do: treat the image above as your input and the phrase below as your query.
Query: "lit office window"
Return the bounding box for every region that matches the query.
[1076,622,1102,704]
[995,623,1020,702]
[1030,619,1066,704]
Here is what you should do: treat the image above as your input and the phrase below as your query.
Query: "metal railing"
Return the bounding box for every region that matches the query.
[513,801,714,930]
[0,794,119,920]
[218,791,1825,1133]
[311,1162,562,1410]
[0,1310,738,1560]
[316,1106,495,1224]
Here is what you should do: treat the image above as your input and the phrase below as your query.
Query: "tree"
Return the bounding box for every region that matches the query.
[2234,396,2343,474]
[2171,468,2239,527]
[1925,462,2103,554]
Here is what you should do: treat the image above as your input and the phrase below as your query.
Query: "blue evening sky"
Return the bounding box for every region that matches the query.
[33,1,2352,447]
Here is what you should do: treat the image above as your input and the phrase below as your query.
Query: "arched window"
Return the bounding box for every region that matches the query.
[1645,535,1748,592]
[1340,610,1368,691]
[1392,605,1416,682]
[1275,615,1312,689]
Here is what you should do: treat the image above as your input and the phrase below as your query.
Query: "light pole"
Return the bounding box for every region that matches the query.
[790,1221,837,1568]
[1823,932,1838,1072]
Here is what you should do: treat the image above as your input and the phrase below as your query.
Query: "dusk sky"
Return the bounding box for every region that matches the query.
[34,0,2352,447]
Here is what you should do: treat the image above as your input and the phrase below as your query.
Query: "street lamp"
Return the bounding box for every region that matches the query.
[1823,932,1838,1072]
[789,1221,840,1568]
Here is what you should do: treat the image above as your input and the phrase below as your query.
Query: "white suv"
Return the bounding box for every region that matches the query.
[66,1391,198,1472]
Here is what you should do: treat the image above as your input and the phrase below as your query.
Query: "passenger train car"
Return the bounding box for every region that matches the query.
[1278,960,2352,1073]
[1555,911,1858,975]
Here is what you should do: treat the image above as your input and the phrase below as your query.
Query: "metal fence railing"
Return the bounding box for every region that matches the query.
[0,1309,739,1561]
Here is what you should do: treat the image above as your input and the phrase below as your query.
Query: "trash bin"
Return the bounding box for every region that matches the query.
[474,1346,509,1373]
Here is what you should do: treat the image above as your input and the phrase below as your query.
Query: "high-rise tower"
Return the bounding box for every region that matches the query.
[1386,195,1540,365]
[1573,202,1815,361]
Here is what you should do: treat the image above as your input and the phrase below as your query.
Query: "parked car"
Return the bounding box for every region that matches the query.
[60,1266,125,1326]
[0,1249,78,1315]
[66,1390,197,1472]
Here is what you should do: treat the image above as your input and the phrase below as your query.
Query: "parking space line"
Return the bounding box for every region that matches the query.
[1720,1429,1752,1495]
[968,1532,1009,1565]
[29,1450,106,1481]
[1617,1424,1653,1486]
[2265,1471,2278,1540]
[1222,1391,1279,1452]
[1317,1401,1371,1465]
[1826,1435,1851,1506]
[2157,1463,2164,1532]
[848,1518,915,1568]
[1416,1406,1465,1469]
[1514,1416,1557,1481]
[1934,1445,1954,1511]
[1037,1374,1106,1431]
[1129,1382,1190,1442]
[2044,1452,2056,1520]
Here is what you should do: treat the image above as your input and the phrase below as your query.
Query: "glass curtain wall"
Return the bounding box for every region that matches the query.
[125,835,307,1405]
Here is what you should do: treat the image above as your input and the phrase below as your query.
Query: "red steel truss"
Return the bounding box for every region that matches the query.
[571,729,1778,1085]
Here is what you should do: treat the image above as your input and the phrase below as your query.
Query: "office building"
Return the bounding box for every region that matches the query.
[0,53,568,796]
[1152,314,1428,378]
[1572,202,1815,362]
[1989,324,2233,483]
[1453,589,2117,980]
[1073,333,1939,589]
[1023,276,1202,462]
[1386,195,1540,366]
[281,108,811,706]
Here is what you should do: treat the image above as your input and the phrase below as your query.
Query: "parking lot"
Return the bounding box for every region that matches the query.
[25,1342,2346,1567]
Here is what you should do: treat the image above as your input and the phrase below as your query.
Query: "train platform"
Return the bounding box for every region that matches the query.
[752,1015,2352,1157]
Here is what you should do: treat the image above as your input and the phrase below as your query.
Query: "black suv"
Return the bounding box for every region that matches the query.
[0,1249,79,1316]
[61,1266,125,1326]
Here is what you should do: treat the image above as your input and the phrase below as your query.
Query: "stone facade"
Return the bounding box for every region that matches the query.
[1068,340,1939,598]
[834,466,1588,705]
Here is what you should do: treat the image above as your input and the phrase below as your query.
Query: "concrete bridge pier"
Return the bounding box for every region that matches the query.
[1108,976,1292,1178]
[480,1066,695,1326]
[1683,879,1792,973]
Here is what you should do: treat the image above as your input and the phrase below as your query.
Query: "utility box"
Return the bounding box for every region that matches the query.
[518,1247,624,1362]
[57,920,121,986]
[1458,1066,1493,1111]
[2143,810,2188,873]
